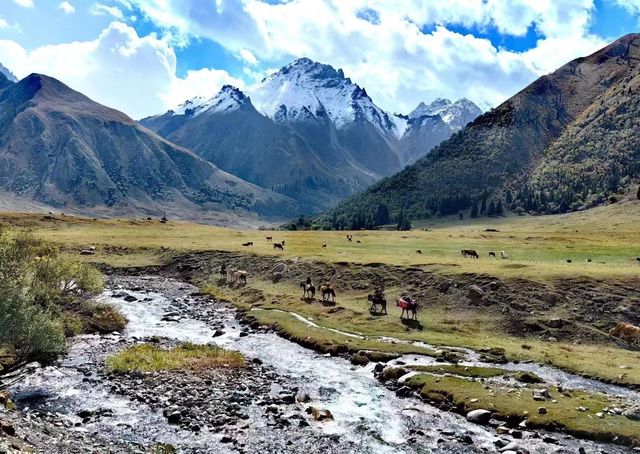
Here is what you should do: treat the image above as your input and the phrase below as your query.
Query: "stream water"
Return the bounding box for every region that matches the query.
[8,276,638,453]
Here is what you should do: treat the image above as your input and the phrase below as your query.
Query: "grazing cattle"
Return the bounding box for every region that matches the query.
[346,235,353,242]
[500,250,508,259]
[566,259,572,263]
[636,257,640,262]
[320,284,336,302]
[242,242,254,247]
[300,282,316,299]
[367,290,387,314]
[397,297,418,320]
[488,251,496,258]
[219,263,227,279]
[416,249,422,254]
[356,240,362,244]
[610,323,640,345]
[236,270,248,284]
[274,243,284,251]
[322,244,327,248]
[266,236,273,242]
[461,249,479,259]
[586,259,592,263]
[281,240,286,246]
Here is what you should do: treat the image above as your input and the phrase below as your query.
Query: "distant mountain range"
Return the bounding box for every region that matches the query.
[142,58,481,212]
[324,34,640,229]
[0,71,296,221]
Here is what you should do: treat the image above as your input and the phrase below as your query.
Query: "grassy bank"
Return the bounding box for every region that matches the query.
[106,343,245,373]
[401,372,640,446]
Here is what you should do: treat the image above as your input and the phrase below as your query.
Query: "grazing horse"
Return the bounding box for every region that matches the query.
[320,284,336,302]
[274,243,284,251]
[397,297,418,320]
[367,290,387,314]
[461,249,479,259]
[322,244,327,248]
[219,263,227,279]
[356,240,362,244]
[488,251,496,258]
[266,236,273,242]
[300,282,316,299]
[242,242,253,246]
[416,249,422,254]
[610,323,640,345]
[236,270,248,284]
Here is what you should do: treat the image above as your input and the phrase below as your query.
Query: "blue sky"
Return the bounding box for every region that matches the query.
[0,0,638,118]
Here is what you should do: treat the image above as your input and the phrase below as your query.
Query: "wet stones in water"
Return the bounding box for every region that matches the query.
[396,386,414,398]
[624,405,640,421]
[466,409,491,425]
[123,295,138,302]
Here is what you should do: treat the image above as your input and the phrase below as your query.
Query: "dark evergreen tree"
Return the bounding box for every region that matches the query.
[374,203,390,226]
[470,201,478,218]
[637,185,640,200]
[496,200,504,215]
[487,200,497,216]
[480,197,487,215]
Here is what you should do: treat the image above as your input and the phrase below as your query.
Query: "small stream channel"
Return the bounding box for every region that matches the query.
[8,276,638,453]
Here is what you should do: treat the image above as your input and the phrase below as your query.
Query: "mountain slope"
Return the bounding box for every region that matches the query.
[324,34,640,227]
[0,74,296,218]
[142,59,481,213]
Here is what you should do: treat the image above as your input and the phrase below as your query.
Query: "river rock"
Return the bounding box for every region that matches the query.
[0,420,16,436]
[395,386,414,398]
[296,392,311,403]
[468,285,485,302]
[307,407,333,422]
[466,409,491,425]
[123,295,138,302]
[499,441,520,452]
[624,406,640,421]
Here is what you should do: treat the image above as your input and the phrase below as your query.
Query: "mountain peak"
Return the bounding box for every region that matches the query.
[171,84,251,117]
[0,63,17,83]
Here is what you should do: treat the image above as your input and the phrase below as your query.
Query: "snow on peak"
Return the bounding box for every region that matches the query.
[0,62,17,83]
[409,98,452,119]
[409,97,482,131]
[172,85,249,117]
[247,58,395,135]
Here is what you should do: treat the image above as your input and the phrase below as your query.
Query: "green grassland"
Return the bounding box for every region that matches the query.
[2,200,639,281]
[2,202,640,386]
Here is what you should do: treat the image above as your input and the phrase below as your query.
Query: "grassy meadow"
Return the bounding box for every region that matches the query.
[2,201,640,386]
[2,200,640,281]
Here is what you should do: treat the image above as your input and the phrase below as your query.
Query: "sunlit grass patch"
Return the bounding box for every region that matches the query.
[106,343,245,373]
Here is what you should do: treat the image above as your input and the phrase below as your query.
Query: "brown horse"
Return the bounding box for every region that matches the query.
[461,249,479,259]
[610,322,640,345]
[397,297,418,320]
[219,263,227,279]
[266,236,273,242]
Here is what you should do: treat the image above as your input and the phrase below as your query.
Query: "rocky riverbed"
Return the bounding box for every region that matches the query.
[1,275,637,453]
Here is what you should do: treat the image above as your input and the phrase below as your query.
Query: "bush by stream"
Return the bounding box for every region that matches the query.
[0,228,124,370]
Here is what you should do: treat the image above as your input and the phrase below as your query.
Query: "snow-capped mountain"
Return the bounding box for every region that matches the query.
[142,58,482,213]
[171,85,250,117]
[0,63,17,83]
[409,98,483,131]
[246,58,397,136]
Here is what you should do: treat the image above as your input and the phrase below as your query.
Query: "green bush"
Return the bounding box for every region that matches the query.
[0,228,118,368]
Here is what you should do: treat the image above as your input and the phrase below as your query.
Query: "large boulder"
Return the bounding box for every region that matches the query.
[468,285,485,303]
[624,406,640,421]
[466,409,492,425]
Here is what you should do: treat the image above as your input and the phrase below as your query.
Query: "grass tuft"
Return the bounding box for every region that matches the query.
[106,343,245,373]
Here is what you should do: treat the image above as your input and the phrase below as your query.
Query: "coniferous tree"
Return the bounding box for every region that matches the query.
[487,200,497,216]
[480,197,487,215]
[470,201,478,218]
[374,204,390,226]
[496,200,504,216]
[637,185,640,200]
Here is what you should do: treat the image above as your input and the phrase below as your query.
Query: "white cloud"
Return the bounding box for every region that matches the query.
[90,3,125,20]
[58,1,75,14]
[0,16,8,29]
[0,22,241,119]
[125,0,606,113]
[13,0,34,7]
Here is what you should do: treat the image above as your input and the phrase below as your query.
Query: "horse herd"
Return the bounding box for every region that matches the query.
[300,279,336,303]
[461,249,508,259]
[218,263,248,285]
